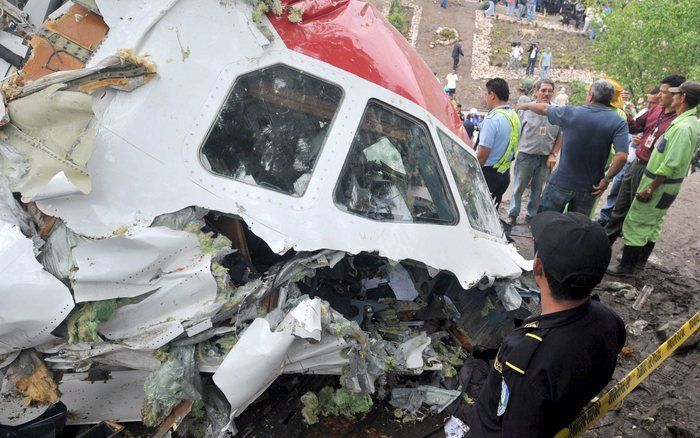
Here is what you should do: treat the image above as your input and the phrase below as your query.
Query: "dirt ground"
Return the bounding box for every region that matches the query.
[410,0,588,111]
[503,173,700,438]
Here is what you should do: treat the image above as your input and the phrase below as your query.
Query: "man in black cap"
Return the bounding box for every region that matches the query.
[469,212,626,437]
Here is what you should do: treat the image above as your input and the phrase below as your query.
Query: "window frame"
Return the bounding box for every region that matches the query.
[332,99,460,226]
[197,63,345,197]
[436,128,504,238]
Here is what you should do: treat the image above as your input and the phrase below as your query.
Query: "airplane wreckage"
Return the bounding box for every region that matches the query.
[0,0,536,435]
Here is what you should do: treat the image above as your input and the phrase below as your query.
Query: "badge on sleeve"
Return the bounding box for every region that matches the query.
[656,135,667,153]
[497,377,509,416]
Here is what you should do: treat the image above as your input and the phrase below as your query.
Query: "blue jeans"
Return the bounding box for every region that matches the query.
[538,181,597,216]
[539,65,550,78]
[507,2,516,15]
[441,0,447,8]
[508,153,549,219]
[526,3,536,21]
[486,1,495,15]
[598,162,629,222]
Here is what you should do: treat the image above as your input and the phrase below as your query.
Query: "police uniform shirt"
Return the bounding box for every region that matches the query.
[469,299,626,437]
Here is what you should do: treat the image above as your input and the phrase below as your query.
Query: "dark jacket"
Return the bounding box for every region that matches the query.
[452,43,464,59]
[469,300,626,437]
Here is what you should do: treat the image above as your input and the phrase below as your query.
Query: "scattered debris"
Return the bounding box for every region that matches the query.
[444,415,470,438]
[14,353,59,407]
[300,391,320,425]
[632,285,654,311]
[390,385,461,418]
[627,320,649,336]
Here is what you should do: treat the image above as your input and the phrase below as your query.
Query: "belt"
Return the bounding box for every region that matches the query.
[644,169,684,184]
[636,158,648,166]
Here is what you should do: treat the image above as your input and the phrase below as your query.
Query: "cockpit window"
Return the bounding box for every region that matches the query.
[200,65,343,196]
[334,101,458,225]
[437,129,503,236]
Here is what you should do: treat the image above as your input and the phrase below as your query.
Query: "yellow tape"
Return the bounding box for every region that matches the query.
[555,311,700,438]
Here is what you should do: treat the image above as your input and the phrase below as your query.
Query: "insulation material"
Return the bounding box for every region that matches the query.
[0,351,54,426]
[0,222,74,354]
[59,370,150,425]
[66,300,117,344]
[2,83,95,202]
[142,346,201,427]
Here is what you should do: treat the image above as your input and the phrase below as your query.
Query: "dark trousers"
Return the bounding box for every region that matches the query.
[482,167,511,209]
[538,181,596,215]
[525,58,536,75]
[604,159,646,240]
[453,57,460,70]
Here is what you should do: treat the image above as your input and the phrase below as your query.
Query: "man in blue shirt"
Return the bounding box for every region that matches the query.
[517,80,629,215]
[477,78,520,208]
[539,48,552,79]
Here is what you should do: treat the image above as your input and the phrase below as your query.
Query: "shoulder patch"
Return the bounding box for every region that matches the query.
[497,378,509,416]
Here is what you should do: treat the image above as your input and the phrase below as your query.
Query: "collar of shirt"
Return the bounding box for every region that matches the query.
[520,299,592,330]
[669,107,699,128]
[488,104,511,114]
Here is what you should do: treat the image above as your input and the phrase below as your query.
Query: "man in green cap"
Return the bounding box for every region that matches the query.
[608,81,700,275]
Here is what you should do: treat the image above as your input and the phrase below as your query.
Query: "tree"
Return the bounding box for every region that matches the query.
[593,0,700,96]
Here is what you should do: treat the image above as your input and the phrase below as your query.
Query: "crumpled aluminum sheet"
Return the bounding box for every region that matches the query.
[0,222,74,354]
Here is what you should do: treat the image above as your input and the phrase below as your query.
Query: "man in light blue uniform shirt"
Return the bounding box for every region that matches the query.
[477,78,520,208]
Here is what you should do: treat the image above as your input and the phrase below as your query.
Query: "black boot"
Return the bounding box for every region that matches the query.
[607,245,642,277]
[637,242,656,268]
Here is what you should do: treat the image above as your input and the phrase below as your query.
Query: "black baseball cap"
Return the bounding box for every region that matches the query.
[530,212,611,289]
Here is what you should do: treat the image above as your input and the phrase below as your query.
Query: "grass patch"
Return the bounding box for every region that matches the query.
[388,0,412,37]
[489,20,595,69]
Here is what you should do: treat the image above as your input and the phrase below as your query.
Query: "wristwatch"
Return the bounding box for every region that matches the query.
[550,152,558,158]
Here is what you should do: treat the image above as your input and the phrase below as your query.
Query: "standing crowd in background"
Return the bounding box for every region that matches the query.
[464,76,699,282]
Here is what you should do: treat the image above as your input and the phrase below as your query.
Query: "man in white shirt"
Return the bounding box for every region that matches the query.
[445,71,458,97]
[505,43,523,73]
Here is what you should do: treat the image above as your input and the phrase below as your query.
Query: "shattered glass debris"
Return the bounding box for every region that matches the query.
[335,102,458,224]
[437,129,503,236]
[200,64,343,196]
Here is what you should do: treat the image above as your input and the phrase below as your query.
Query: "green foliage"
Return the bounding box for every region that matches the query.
[388,0,408,34]
[519,76,536,95]
[288,6,304,23]
[439,28,457,40]
[251,0,283,23]
[593,0,700,95]
[568,80,587,106]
